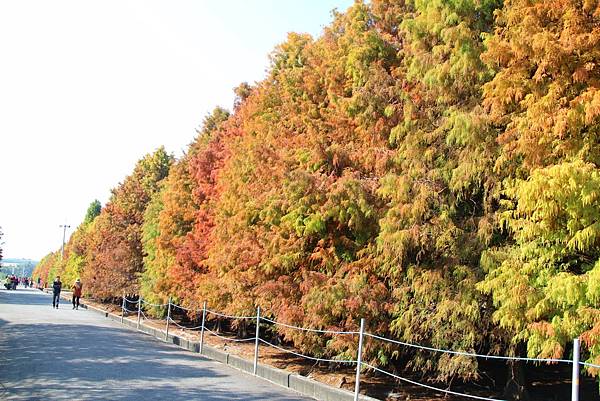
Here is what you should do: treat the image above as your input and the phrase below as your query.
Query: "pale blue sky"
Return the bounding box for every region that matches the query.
[0,0,354,260]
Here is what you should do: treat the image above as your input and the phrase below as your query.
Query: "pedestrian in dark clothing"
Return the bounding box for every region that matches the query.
[72,278,82,309]
[52,276,62,308]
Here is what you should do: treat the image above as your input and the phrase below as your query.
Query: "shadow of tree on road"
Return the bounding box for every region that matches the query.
[0,316,307,401]
[0,288,54,306]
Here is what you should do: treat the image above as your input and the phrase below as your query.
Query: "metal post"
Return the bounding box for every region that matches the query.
[165,297,172,341]
[137,296,142,329]
[354,318,365,401]
[572,338,580,401]
[121,294,125,323]
[59,224,70,260]
[253,306,261,375]
[199,301,207,354]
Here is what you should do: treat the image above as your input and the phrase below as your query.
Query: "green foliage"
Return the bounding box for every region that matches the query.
[32,251,60,286]
[477,0,600,374]
[83,200,101,225]
[34,0,600,388]
[479,161,600,362]
[83,147,173,299]
[196,107,231,140]
[139,186,171,315]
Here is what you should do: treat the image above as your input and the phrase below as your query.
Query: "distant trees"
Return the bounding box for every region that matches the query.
[137,107,232,312]
[32,252,58,287]
[33,199,102,289]
[32,0,600,391]
[83,200,101,225]
[59,200,102,287]
[83,147,173,299]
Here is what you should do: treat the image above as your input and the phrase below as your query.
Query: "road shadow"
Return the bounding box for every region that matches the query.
[0,288,54,306]
[0,304,307,400]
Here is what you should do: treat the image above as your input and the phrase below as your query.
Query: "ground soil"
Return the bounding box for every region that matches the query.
[79,295,600,401]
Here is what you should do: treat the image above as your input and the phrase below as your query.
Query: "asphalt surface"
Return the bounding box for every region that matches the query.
[0,287,311,401]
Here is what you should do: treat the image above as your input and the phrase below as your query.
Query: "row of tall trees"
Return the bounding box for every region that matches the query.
[34,0,600,394]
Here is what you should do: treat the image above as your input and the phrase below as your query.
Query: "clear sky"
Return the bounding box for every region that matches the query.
[0,0,354,261]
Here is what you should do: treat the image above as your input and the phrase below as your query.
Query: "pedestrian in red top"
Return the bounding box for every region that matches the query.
[72,278,82,310]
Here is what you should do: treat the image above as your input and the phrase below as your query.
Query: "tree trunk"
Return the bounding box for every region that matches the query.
[504,351,530,400]
[237,319,248,337]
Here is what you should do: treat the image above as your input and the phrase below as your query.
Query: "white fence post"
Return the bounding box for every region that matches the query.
[199,301,207,354]
[354,318,365,401]
[253,306,261,375]
[572,338,580,401]
[120,293,125,323]
[137,296,142,329]
[165,297,172,341]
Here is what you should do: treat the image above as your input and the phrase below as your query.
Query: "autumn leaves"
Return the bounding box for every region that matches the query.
[33,0,600,385]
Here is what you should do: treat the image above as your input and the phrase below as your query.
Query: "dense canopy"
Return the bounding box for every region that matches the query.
[33,0,600,395]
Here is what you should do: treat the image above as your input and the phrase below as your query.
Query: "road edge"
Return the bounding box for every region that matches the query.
[43,289,381,401]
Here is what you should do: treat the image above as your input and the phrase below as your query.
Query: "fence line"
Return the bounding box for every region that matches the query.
[125,296,586,401]
[170,303,253,320]
[167,316,203,330]
[261,316,358,335]
[580,361,600,369]
[204,327,256,342]
[365,332,572,363]
[205,308,255,320]
[363,363,505,401]
[139,309,152,321]
[140,299,168,307]
[170,303,199,313]
[259,338,357,364]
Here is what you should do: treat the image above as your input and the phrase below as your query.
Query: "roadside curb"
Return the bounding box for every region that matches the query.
[42,289,380,401]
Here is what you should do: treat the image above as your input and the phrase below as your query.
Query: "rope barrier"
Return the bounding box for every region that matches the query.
[171,303,200,313]
[205,308,255,320]
[258,338,357,364]
[112,299,583,399]
[204,327,256,342]
[140,309,151,321]
[167,317,203,330]
[139,309,169,322]
[580,361,600,369]
[261,317,358,335]
[364,333,572,364]
[141,299,168,307]
[127,298,574,366]
[363,363,505,401]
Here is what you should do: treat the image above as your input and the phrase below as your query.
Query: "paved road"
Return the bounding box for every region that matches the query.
[0,288,311,401]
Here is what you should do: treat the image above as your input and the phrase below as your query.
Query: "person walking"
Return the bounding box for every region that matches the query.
[52,276,62,309]
[72,278,82,310]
